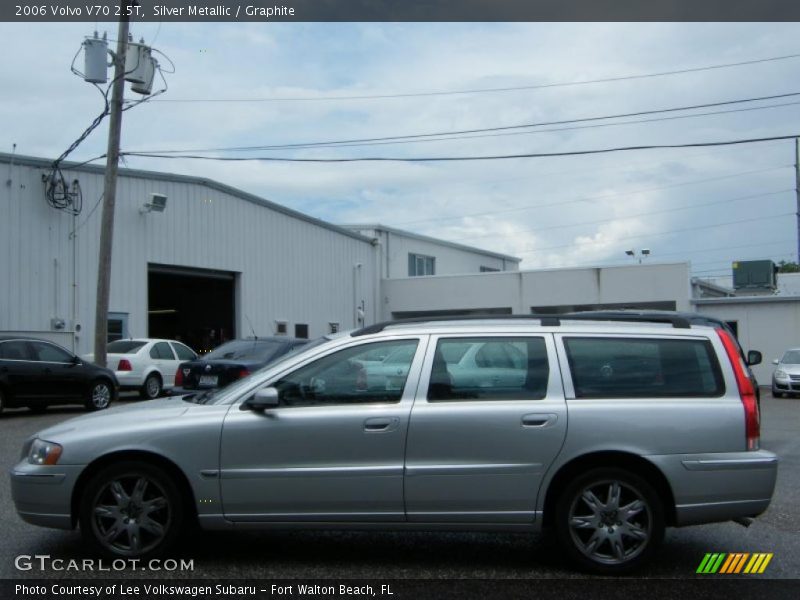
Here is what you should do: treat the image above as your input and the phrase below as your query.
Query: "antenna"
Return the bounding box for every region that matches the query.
[245,315,257,340]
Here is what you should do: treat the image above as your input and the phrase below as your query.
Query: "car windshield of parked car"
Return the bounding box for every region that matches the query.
[191,336,335,405]
[107,340,147,354]
[204,340,284,361]
[781,350,800,364]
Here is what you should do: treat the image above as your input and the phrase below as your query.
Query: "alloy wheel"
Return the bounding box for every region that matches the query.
[92,383,111,409]
[567,479,652,566]
[90,475,171,556]
[145,375,161,399]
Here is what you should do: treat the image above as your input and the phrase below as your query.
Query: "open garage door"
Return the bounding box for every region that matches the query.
[148,264,236,355]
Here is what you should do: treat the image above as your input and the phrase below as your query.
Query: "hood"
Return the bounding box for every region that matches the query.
[777,363,800,375]
[35,397,192,442]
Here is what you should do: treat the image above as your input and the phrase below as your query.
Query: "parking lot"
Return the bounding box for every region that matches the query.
[1,391,798,580]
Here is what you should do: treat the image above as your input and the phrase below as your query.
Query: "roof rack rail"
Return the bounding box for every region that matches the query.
[351,313,691,336]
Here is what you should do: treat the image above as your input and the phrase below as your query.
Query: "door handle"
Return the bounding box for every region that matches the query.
[364,417,399,433]
[521,413,557,428]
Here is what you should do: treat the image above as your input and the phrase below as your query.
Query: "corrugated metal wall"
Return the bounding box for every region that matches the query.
[0,156,378,354]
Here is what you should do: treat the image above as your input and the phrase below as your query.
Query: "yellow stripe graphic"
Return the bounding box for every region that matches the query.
[757,554,773,574]
[744,554,759,574]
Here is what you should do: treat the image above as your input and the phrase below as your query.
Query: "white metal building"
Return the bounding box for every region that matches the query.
[0,153,519,355]
[342,224,519,279]
[381,262,693,320]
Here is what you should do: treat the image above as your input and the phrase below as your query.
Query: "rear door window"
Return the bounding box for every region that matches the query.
[563,337,724,398]
[427,337,549,402]
[150,342,175,360]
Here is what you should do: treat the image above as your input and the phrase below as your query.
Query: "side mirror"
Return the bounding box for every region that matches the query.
[746,351,762,367]
[71,355,82,365]
[241,387,280,411]
[772,359,780,366]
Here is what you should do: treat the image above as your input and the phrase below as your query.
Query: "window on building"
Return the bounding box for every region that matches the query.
[275,321,288,335]
[408,253,436,277]
[107,312,129,343]
[295,323,309,339]
[480,266,500,273]
[329,322,340,334]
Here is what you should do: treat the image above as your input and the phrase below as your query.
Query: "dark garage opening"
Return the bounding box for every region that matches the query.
[148,264,236,355]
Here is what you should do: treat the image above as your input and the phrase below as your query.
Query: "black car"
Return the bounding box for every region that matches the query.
[174,336,307,392]
[0,336,118,414]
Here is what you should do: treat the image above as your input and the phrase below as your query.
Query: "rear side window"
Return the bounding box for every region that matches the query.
[428,337,549,402]
[564,337,724,398]
[0,341,31,360]
[150,342,175,360]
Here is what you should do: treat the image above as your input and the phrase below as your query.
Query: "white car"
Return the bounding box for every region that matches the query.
[83,339,198,399]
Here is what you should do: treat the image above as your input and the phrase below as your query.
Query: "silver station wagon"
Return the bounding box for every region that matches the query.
[11,315,778,573]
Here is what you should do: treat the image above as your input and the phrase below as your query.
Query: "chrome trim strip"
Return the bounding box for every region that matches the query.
[10,471,66,483]
[405,463,543,476]
[681,457,778,471]
[676,499,772,509]
[221,465,403,479]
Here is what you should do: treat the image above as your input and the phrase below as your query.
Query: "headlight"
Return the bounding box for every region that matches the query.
[775,370,788,379]
[28,439,63,465]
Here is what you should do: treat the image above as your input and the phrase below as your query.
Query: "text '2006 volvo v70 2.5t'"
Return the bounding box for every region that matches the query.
[11,315,777,573]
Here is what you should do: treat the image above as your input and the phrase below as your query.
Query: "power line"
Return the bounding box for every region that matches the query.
[398,165,790,226]
[151,52,800,103]
[445,188,791,242]
[511,211,794,257]
[133,91,800,153]
[121,133,800,163]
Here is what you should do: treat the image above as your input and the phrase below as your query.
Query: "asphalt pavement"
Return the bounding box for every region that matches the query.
[1,391,798,580]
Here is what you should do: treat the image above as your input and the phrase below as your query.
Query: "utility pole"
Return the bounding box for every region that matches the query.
[93,1,130,368]
[795,137,800,264]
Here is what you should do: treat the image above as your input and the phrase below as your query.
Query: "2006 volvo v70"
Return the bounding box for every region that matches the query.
[11,315,778,573]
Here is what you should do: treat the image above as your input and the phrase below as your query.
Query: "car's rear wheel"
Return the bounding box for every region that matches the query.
[86,380,112,411]
[79,461,184,558]
[555,467,664,574]
[140,374,163,400]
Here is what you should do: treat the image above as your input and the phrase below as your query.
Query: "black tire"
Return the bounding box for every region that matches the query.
[140,373,163,400]
[555,467,664,574]
[79,461,184,558]
[85,380,113,411]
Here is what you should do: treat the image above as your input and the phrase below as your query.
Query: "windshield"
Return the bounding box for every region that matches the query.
[188,336,334,405]
[781,350,800,364]
[107,340,147,354]
[204,339,284,361]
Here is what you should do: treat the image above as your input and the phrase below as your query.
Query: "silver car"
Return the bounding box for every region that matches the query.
[771,347,800,397]
[11,315,778,573]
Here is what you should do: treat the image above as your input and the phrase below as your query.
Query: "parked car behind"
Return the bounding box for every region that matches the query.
[0,336,117,413]
[11,315,776,574]
[83,338,198,399]
[771,347,800,397]
[175,336,307,393]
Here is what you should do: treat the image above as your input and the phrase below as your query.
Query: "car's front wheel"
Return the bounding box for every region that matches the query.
[140,373,163,400]
[555,467,664,574]
[79,461,184,558]
[86,380,112,411]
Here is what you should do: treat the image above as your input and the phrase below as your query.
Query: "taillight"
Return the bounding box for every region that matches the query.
[237,368,250,379]
[117,359,132,371]
[717,329,760,450]
[174,367,184,387]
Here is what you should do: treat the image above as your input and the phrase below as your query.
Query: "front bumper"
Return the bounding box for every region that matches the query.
[10,461,85,530]
[772,375,800,392]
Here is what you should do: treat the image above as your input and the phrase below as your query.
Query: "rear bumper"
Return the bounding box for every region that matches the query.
[648,450,778,526]
[10,461,85,530]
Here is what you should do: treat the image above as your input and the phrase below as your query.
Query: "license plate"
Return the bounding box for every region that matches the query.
[198,375,218,387]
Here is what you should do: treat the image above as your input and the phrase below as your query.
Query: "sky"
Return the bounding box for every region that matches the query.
[2,21,800,276]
